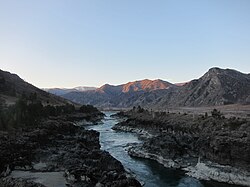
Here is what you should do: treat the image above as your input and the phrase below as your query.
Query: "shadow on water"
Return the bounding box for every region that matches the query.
[133,157,187,186]
[134,157,245,187]
[86,112,245,187]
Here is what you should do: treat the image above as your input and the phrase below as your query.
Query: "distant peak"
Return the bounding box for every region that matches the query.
[121,79,173,93]
[96,79,174,94]
[74,86,96,91]
[132,79,171,84]
[207,67,244,76]
[208,67,222,73]
[99,84,113,88]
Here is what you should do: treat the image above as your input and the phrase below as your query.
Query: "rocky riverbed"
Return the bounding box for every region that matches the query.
[112,108,250,186]
[0,112,141,187]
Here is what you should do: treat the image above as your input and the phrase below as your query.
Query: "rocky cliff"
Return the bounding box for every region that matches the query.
[112,108,250,186]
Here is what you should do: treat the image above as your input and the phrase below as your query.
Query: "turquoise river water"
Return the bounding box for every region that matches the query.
[86,112,244,187]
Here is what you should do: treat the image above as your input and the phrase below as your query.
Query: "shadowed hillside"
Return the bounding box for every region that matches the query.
[0,69,74,106]
[152,67,250,108]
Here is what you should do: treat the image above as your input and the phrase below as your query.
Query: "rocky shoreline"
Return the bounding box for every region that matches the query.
[112,108,250,186]
[0,112,141,187]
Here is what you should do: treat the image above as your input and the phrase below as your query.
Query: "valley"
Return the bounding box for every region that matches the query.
[1,1,250,186]
[0,68,250,186]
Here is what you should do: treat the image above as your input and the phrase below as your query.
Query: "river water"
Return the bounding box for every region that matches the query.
[86,111,243,187]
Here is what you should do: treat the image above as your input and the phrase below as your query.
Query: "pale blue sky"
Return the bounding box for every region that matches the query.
[0,0,250,88]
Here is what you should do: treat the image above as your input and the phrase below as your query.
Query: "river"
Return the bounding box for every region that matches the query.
[86,111,243,187]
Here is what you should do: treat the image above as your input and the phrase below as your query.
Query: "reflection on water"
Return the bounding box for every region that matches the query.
[86,112,244,187]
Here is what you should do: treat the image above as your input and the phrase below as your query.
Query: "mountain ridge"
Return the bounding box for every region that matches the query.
[96,79,173,94]
[58,67,250,108]
[44,86,96,96]
[150,67,250,108]
[61,79,175,107]
[0,69,74,106]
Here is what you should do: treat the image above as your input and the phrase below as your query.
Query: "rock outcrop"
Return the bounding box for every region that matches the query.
[113,108,250,186]
[0,114,141,187]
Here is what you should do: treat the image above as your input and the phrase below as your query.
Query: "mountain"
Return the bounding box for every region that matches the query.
[44,87,96,96]
[74,86,96,91]
[0,69,73,106]
[60,68,250,109]
[62,79,174,108]
[184,67,250,105]
[43,88,78,96]
[97,79,172,93]
[150,67,250,108]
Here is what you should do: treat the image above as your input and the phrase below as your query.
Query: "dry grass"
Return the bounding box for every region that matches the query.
[164,104,250,119]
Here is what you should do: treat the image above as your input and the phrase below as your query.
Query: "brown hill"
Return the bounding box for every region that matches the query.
[97,79,173,93]
[121,79,173,92]
[63,79,174,107]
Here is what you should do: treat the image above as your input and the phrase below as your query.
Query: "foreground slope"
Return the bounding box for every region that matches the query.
[0,69,73,106]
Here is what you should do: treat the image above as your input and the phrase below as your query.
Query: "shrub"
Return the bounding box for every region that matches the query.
[79,105,99,113]
[0,93,78,130]
[211,109,224,119]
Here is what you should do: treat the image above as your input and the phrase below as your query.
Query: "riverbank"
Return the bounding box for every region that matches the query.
[87,112,204,187]
[0,111,141,187]
[112,108,250,186]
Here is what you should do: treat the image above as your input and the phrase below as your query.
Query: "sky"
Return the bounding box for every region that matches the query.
[0,0,250,88]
